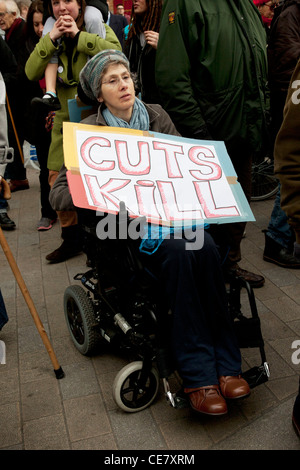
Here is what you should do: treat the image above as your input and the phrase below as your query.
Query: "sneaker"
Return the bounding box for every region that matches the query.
[37,217,56,231]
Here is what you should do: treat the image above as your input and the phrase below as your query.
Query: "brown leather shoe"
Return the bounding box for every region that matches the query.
[227,264,265,288]
[219,375,250,399]
[9,179,29,192]
[184,385,228,416]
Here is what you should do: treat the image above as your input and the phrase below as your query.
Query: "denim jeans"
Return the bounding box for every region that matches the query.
[267,184,294,249]
[0,190,7,213]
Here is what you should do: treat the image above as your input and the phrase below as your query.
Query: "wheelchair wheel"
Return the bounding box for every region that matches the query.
[113,361,160,413]
[64,285,101,355]
[251,156,278,201]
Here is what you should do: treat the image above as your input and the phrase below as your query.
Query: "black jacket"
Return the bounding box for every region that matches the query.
[108,12,128,49]
[0,37,17,95]
[124,33,161,105]
[268,0,300,92]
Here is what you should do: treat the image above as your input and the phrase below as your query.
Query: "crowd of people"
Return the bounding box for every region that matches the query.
[0,0,299,433]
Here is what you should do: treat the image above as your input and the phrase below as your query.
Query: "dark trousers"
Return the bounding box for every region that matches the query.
[4,101,26,181]
[223,145,253,266]
[142,231,242,387]
[35,127,57,220]
[0,190,8,212]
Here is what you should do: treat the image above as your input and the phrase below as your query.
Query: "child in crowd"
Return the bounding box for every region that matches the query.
[33,0,109,110]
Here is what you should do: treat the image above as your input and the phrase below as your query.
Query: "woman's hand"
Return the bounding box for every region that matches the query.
[49,15,80,41]
[144,30,159,49]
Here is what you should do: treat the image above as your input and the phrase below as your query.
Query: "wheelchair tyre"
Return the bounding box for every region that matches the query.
[64,285,101,355]
[113,361,160,413]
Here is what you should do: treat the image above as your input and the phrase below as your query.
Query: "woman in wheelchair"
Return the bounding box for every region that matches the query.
[50,50,250,416]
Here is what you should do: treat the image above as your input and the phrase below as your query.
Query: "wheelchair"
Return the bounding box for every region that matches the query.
[63,207,270,413]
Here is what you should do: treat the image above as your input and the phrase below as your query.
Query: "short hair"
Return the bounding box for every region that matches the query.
[0,0,21,16]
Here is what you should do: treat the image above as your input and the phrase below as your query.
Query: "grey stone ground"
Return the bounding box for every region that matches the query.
[0,168,299,451]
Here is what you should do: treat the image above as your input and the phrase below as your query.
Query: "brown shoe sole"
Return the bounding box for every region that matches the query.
[190,403,228,416]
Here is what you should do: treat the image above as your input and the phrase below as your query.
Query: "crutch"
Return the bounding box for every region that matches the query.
[6,93,24,164]
[0,227,64,379]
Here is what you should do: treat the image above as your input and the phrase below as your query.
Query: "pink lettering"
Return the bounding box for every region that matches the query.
[157,181,203,221]
[85,175,130,211]
[135,180,162,220]
[193,181,239,218]
[189,146,222,180]
[116,140,151,175]
[81,136,115,171]
[152,141,184,178]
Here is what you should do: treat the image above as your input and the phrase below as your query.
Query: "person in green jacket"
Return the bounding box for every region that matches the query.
[25,0,121,263]
[155,0,270,288]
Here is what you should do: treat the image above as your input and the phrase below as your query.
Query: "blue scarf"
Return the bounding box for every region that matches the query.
[103,97,150,131]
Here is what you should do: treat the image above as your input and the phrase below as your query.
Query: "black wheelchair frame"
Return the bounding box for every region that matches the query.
[63,208,270,413]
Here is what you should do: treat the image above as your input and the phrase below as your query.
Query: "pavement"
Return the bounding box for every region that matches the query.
[0,167,299,452]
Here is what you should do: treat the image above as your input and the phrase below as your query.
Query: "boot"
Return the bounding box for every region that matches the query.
[263,231,300,268]
[45,225,82,263]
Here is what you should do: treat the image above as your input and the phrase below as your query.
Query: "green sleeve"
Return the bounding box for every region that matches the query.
[77,24,122,55]
[25,34,58,81]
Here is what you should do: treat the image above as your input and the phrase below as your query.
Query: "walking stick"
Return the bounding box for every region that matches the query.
[6,94,24,164]
[0,227,64,379]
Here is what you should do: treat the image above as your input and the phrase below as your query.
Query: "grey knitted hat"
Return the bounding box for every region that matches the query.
[79,49,130,103]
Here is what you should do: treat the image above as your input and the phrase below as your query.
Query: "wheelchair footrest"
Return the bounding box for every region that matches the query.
[166,389,189,409]
[242,362,270,389]
[162,379,189,409]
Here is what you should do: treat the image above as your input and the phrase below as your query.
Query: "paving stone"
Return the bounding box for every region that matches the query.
[63,394,112,442]
[21,377,62,421]
[59,362,100,399]
[71,433,118,450]
[0,403,22,449]
[23,414,69,450]
[211,398,300,450]
[109,408,167,450]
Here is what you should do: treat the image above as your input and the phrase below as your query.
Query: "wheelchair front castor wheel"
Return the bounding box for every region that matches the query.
[64,285,101,355]
[113,361,160,412]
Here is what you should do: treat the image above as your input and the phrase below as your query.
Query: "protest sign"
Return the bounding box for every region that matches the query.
[63,122,254,227]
